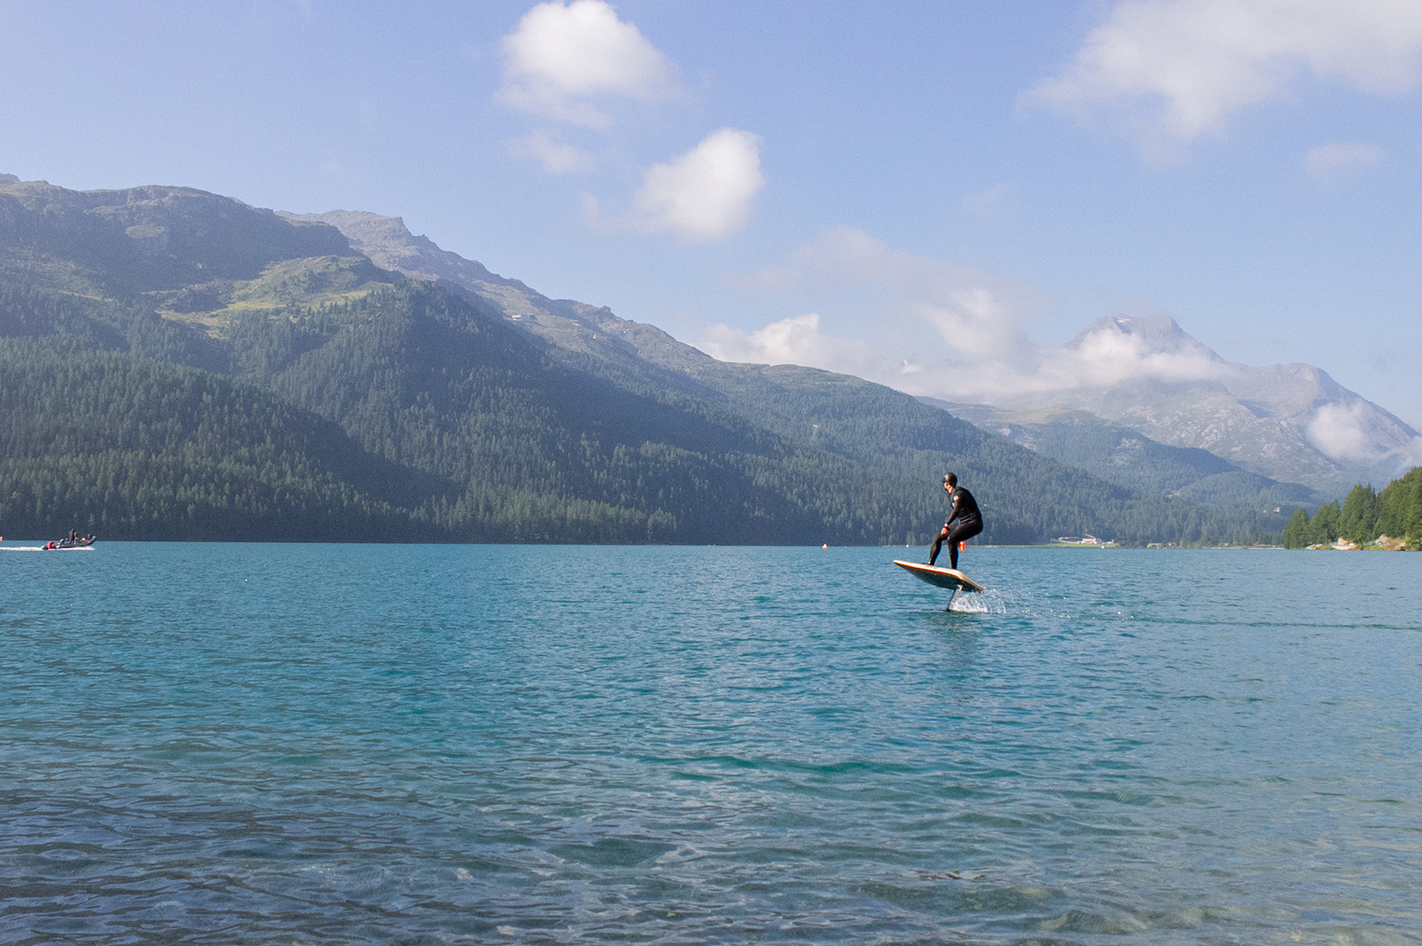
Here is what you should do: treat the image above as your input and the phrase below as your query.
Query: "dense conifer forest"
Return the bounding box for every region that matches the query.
[0,277,1295,545]
[1281,469,1422,549]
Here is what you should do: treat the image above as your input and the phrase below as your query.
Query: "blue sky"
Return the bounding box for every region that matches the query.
[3,0,1421,425]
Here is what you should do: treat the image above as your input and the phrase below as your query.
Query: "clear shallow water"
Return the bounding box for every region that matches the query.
[1,542,1420,945]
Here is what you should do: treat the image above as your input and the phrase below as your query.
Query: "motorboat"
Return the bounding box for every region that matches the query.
[45,533,96,550]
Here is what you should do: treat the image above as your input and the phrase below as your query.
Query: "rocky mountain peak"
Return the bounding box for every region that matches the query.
[277,210,514,293]
[1066,314,1222,363]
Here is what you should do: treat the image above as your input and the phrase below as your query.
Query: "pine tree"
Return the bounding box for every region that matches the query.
[1282,508,1310,549]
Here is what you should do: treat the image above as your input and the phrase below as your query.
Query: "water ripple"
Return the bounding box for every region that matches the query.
[2,544,1421,943]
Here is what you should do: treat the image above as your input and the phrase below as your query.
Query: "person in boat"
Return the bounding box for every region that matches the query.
[928,472,983,571]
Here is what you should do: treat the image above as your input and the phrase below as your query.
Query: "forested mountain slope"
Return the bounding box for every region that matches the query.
[0,179,1292,544]
[307,211,1421,501]
[0,333,426,541]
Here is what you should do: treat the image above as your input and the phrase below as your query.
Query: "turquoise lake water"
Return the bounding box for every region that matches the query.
[1,542,1420,944]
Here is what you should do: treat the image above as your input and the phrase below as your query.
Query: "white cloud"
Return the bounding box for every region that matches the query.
[499,0,677,129]
[961,184,1011,219]
[788,226,1039,365]
[1304,399,1422,468]
[703,314,887,378]
[614,128,765,242]
[1025,0,1422,156]
[711,233,1422,471]
[1304,141,1384,178]
[507,131,594,174]
[497,3,764,233]
[1382,437,1422,476]
[1030,316,1224,391]
[709,230,1237,404]
[1308,402,1382,463]
[720,265,803,293]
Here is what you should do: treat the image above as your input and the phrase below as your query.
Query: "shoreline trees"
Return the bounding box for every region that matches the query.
[1282,470,1421,549]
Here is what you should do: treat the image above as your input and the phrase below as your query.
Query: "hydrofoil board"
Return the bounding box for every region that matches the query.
[893,560,985,594]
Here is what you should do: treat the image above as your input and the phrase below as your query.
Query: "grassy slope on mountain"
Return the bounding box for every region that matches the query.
[0,180,397,322]
[0,181,349,290]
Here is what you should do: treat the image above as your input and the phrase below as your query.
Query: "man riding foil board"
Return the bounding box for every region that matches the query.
[928,472,982,571]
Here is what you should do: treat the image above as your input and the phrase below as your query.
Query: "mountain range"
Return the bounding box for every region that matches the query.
[290,208,1409,505]
[0,176,1394,544]
[934,315,1419,498]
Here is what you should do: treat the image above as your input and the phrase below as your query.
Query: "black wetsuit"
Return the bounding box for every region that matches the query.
[929,486,983,570]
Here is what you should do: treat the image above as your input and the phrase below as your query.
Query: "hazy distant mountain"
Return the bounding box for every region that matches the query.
[925,404,1326,507]
[946,316,1420,496]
